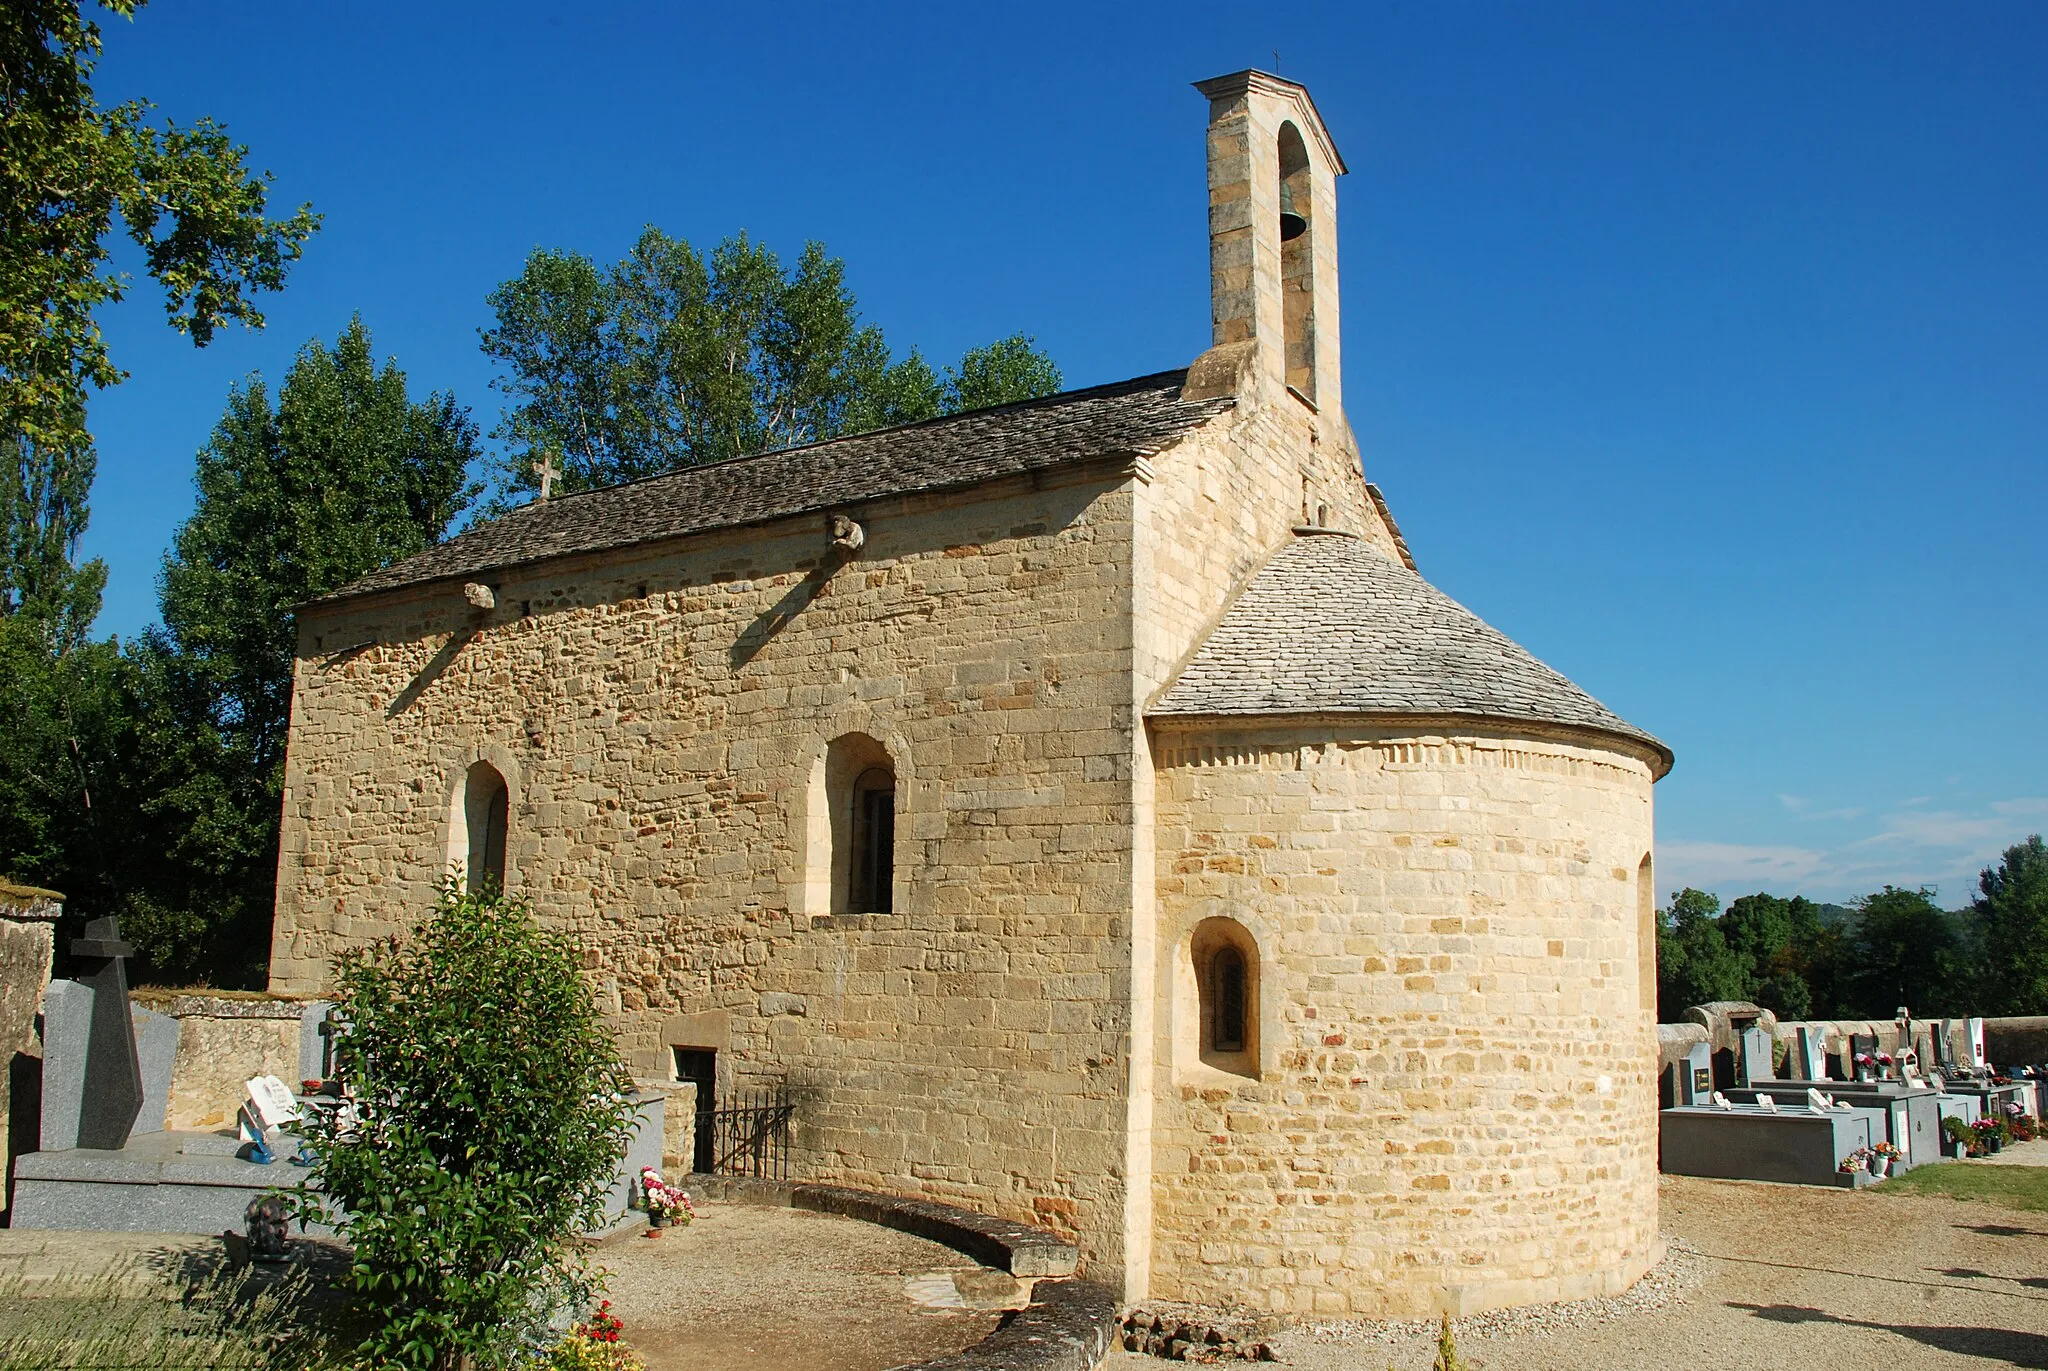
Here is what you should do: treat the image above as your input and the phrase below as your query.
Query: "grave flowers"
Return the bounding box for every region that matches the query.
[1870,1141,1900,1178]
[1838,1148,1872,1176]
[638,1167,696,1232]
[541,1301,646,1371]
[1970,1118,2006,1153]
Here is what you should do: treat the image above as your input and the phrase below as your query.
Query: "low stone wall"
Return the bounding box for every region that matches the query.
[1,883,61,1195]
[634,1079,696,1173]
[1660,1006,2048,1084]
[1985,1018,2048,1067]
[128,991,314,1132]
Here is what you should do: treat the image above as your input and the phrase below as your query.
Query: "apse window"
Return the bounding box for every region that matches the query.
[456,761,509,892]
[1191,917,1260,1078]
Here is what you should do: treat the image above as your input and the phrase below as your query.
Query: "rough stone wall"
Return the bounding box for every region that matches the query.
[1,884,59,1190]
[1146,720,1661,1318]
[271,461,1181,1279]
[128,994,307,1132]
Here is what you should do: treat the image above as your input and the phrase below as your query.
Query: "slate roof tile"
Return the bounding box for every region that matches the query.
[314,370,1230,606]
[1149,531,1670,769]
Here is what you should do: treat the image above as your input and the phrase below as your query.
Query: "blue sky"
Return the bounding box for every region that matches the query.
[79,2,2046,908]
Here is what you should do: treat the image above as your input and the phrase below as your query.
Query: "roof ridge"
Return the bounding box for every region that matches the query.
[493,368,1197,516]
[310,366,1227,608]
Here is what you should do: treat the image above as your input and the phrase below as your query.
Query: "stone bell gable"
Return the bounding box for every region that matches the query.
[271,71,1668,1318]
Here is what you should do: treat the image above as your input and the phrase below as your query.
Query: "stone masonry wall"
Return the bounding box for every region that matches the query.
[1123,386,1390,1296]
[1146,720,1661,1318]
[1,883,59,1192]
[272,458,1190,1281]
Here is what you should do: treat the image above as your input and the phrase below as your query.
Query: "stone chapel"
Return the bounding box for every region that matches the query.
[270,71,1672,1316]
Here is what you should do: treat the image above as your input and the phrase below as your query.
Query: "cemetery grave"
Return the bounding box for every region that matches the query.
[1659,1011,2048,1188]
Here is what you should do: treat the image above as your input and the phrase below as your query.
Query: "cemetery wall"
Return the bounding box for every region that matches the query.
[270,457,1194,1283]
[130,992,308,1132]
[1,882,60,1191]
[1146,719,1663,1317]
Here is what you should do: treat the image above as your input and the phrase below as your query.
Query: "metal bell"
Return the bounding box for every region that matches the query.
[1279,180,1308,242]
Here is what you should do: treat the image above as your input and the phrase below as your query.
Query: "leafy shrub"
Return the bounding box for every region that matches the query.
[292,882,641,1370]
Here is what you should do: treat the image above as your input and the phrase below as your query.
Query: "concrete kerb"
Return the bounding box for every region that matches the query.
[682,1175,1118,1371]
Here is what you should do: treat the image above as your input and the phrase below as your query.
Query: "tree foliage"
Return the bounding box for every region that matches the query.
[1840,885,1963,1017]
[481,227,1061,499]
[0,0,318,455]
[131,317,478,980]
[294,884,640,1371]
[1656,888,1750,1022]
[1972,835,2048,1015]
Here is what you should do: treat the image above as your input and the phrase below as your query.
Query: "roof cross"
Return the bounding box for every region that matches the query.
[532,450,562,501]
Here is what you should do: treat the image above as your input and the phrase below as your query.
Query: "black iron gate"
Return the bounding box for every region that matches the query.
[701,1085,794,1179]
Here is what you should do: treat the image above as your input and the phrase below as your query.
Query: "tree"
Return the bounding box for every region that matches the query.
[146,317,478,980]
[294,884,641,1371]
[1,0,318,456]
[1971,835,2048,1014]
[481,227,1062,499]
[1656,888,1750,1021]
[1840,885,1962,1018]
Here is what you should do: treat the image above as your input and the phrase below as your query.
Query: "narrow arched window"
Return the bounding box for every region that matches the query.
[1190,917,1259,1078]
[1211,945,1247,1053]
[460,762,509,893]
[849,766,895,914]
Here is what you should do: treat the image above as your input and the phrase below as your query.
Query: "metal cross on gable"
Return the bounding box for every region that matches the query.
[532,450,563,501]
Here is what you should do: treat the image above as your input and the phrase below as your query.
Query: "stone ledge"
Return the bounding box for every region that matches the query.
[684,1175,1079,1278]
[128,989,312,1020]
[681,1174,1113,1370]
[901,1274,1120,1371]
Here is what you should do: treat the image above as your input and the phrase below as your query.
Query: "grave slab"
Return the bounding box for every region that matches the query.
[1659,1105,1876,1187]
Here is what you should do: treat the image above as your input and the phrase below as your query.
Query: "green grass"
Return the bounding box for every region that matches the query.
[1873,1161,2048,1211]
[0,1266,340,1370]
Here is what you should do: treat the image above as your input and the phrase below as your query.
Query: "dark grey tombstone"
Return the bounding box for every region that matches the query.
[1738,1025,1774,1086]
[1850,1032,1879,1078]
[70,916,144,1150]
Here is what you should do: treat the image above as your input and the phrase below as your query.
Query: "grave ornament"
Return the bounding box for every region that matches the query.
[238,1074,300,1164]
[1758,1094,1780,1113]
[1712,1091,1734,1110]
[70,916,145,1150]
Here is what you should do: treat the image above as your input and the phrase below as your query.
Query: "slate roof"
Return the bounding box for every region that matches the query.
[1150,531,1670,770]
[313,370,1232,606]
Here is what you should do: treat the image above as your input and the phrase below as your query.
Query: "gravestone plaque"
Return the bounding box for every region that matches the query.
[71,916,143,1150]
[1794,1027,1827,1081]
[1672,1042,1713,1106]
[1739,1025,1774,1086]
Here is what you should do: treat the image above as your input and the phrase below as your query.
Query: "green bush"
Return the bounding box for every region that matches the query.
[292,882,640,1370]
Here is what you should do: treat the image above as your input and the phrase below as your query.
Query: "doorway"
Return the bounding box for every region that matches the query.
[672,1047,716,1174]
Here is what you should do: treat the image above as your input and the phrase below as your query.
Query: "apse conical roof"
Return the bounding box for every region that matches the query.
[1148,531,1670,773]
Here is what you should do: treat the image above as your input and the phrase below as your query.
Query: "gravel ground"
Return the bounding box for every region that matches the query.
[597,1203,1011,1371]
[1108,1172,2048,1370]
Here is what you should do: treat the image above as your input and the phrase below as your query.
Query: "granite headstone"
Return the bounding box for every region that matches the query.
[70,916,144,1149]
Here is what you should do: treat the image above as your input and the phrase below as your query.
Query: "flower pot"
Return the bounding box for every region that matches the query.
[1872,1157,1891,1179]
